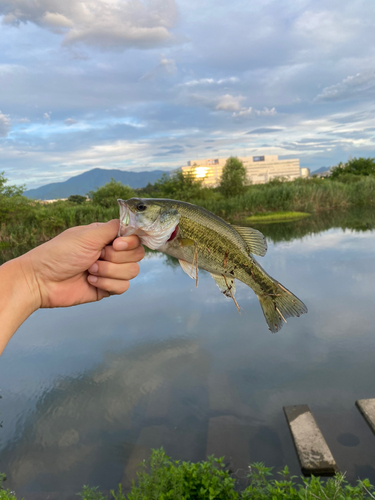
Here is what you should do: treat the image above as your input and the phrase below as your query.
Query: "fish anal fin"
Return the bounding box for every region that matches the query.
[232,225,267,257]
[179,259,197,280]
[210,273,236,298]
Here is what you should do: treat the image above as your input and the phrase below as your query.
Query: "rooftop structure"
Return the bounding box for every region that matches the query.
[181,155,301,186]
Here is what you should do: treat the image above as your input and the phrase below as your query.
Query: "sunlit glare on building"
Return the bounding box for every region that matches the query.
[195,166,209,178]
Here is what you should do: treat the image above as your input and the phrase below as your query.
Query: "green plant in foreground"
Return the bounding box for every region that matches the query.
[0,474,18,500]
[76,449,375,500]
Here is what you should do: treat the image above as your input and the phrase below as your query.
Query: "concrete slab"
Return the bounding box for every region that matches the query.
[356,399,375,436]
[284,405,338,476]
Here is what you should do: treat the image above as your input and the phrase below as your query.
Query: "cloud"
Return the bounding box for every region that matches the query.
[140,54,177,80]
[43,112,51,120]
[0,0,179,50]
[179,77,239,87]
[215,94,244,112]
[0,111,11,137]
[233,107,277,118]
[64,118,77,126]
[315,71,375,102]
[247,128,283,135]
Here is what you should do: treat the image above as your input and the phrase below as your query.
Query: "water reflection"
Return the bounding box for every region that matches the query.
[1,208,375,497]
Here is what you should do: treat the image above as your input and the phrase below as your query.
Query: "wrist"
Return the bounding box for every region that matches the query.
[3,255,42,315]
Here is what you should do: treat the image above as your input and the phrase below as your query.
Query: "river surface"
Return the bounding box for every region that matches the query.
[1,209,375,497]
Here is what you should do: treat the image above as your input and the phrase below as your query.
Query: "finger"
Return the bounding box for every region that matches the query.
[84,220,120,249]
[101,244,145,264]
[88,261,140,281]
[87,275,130,295]
[112,235,141,252]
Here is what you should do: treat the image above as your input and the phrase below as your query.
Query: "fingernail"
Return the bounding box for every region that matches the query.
[88,275,98,283]
[88,263,99,273]
[116,240,128,250]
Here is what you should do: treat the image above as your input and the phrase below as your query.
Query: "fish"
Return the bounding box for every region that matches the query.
[118,197,307,332]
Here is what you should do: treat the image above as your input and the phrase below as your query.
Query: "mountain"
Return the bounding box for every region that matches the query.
[312,166,330,174]
[24,168,168,200]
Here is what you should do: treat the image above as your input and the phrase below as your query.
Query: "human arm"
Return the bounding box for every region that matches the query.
[0,220,144,355]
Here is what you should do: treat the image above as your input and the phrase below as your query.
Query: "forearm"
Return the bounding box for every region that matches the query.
[0,256,40,355]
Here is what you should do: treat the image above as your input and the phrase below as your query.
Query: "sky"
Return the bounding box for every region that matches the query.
[1,0,375,189]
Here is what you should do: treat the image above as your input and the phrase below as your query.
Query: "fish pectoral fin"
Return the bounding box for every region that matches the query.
[210,273,236,298]
[178,237,195,247]
[232,225,267,257]
[178,259,197,280]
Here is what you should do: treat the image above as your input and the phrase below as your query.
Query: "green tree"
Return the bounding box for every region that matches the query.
[152,170,203,201]
[219,156,247,197]
[88,179,135,208]
[330,157,375,179]
[68,194,87,204]
[0,172,28,223]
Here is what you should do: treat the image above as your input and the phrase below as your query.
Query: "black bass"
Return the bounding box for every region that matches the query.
[118,198,307,332]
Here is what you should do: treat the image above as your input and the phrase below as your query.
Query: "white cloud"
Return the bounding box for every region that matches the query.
[0,111,11,137]
[215,94,244,112]
[180,77,239,87]
[256,107,277,116]
[43,112,51,120]
[64,118,77,126]
[233,106,277,118]
[315,71,375,102]
[0,0,178,50]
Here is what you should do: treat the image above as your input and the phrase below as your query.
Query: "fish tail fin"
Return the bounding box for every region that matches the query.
[257,283,307,333]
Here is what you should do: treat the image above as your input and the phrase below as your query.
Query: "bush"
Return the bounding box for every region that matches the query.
[330,157,375,179]
[77,449,375,500]
[88,179,135,208]
[68,194,87,204]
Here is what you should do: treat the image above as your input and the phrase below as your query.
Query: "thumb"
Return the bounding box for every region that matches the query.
[85,219,120,248]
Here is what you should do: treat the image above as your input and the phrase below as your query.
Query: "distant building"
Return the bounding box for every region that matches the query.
[300,167,310,178]
[181,155,301,187]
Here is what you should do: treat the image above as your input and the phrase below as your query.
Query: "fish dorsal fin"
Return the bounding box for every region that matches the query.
[178,259,197,280]
[232,225,267,257]
[210,273,236,298]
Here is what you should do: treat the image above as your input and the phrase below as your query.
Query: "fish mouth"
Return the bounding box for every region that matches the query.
[118,199,137,237]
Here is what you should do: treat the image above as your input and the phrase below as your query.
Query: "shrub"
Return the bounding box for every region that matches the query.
[88,179,135,208]
[219,157,248,197]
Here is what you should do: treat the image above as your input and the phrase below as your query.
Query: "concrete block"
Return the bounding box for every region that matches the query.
[284,405,338,475]
[356,399,375,436]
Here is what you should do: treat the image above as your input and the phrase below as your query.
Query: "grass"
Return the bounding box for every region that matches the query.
[242,211,311,223]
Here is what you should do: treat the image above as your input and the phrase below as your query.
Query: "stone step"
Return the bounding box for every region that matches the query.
[284,405,338,476]
[356,399,375,436]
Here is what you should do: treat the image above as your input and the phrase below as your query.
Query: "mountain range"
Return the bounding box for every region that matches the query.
[24,168,168,200]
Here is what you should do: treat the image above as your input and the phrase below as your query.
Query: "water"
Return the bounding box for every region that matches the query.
[1,209,375,497]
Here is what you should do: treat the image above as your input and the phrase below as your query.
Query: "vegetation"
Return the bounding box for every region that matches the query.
[88,179,135,208]
[1,158,375,261]
[219,156,248,197]
[1,449,373,499]
[330,157,375,180]
[243,212,311,223]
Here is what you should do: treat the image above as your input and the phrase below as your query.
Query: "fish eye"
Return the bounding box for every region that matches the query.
[136,202,147,212]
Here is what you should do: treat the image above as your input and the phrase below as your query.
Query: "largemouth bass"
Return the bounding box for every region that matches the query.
[118,198,307,332]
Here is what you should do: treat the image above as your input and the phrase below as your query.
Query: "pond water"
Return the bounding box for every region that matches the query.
[1,209,375,497]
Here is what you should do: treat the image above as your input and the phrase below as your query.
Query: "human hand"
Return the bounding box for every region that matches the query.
[19,219,144,309]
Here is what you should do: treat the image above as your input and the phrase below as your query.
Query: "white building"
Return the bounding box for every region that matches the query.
[181,155,301,187]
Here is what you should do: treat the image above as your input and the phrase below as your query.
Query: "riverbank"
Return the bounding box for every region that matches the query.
[1,449,374,499]
[1,176,375,257]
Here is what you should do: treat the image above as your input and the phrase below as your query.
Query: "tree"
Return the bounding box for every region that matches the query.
[152,170,203,201]
[88,179,135,208]
[219,157,247,197]
[0,172,28,223]
[330,157,375,179]
[68,195,87,204]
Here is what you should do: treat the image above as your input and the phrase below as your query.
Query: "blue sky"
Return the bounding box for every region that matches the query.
[1,0,375,189]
